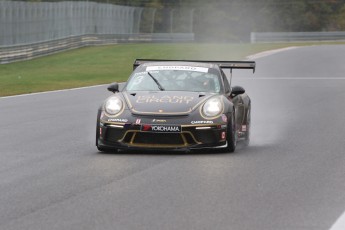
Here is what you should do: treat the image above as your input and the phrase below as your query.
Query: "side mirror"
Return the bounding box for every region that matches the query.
[231,86,245,97]
[107,82,119,93]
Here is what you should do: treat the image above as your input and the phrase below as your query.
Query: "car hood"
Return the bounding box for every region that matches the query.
[123,91,213,116]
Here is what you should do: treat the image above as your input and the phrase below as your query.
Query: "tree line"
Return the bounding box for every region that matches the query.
[18,0,345,41]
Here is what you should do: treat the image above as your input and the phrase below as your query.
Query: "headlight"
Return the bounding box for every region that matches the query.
[202,97,223,117]
[105,97,123,115]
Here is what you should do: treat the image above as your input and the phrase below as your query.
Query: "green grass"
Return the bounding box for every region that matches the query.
[1,42,344,97]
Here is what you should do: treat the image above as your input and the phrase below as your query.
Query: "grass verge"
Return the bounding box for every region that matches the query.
[1,42,344,97]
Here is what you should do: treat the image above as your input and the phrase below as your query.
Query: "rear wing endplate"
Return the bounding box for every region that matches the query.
[133,59,255,73]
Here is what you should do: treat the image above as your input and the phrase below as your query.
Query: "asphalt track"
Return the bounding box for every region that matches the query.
[1,45,345,230]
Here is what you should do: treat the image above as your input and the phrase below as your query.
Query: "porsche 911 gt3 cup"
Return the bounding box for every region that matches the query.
[96,59,255,152]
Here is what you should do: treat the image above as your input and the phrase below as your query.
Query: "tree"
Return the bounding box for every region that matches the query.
[19,0,345,40]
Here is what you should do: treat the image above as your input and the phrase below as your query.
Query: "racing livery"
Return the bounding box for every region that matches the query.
[96,59,255,152]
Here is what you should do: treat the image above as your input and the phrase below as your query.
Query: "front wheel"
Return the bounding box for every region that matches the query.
[224,112,237,153]
[96,144,117,153]
[96,112,117,153]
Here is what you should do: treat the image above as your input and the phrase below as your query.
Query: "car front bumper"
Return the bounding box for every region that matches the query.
[97,121,228,151]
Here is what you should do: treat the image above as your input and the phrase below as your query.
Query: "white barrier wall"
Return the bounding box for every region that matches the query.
[251,31,345,43]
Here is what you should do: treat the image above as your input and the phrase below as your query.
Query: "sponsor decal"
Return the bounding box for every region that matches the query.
[191,120,214,124]
[221,114,228,122]
[135,119,141,124]
[152,119,167,123]
[136,95,194,104]
[141,125,181,133]
[108,118,128,122]
[146,66,209,73]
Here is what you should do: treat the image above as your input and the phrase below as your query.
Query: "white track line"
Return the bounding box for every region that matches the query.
[246,46,298,60]
[330,211,345,230]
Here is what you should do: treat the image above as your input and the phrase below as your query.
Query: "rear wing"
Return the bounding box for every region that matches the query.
[133,59,255,73]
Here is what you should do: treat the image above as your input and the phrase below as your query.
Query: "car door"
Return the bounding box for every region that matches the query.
[221,70,245,130]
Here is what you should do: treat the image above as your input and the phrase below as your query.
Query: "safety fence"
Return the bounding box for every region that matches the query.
[0,1,143,46]
[251,31,345,43]
[0,1,194,63]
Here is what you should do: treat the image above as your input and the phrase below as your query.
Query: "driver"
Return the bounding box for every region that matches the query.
[199,76,215,92]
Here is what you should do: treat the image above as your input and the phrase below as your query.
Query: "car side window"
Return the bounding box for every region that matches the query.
[221,70,231,94]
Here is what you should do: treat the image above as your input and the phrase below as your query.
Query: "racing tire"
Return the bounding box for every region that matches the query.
[96,112,117,153]
[224,112,237,153]
[96,125,118,153]
[96,145,117,153]
[244,106,251,146]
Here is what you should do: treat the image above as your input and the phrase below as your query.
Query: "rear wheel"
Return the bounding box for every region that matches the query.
[244,107,251,146]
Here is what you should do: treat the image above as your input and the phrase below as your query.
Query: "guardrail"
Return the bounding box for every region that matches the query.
[0,33,194,64]
[251,31,345,43]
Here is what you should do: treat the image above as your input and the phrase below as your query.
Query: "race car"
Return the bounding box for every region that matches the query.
[96,59,255,152]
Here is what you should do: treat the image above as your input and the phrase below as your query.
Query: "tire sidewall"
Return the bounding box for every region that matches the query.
[226,111,237,152]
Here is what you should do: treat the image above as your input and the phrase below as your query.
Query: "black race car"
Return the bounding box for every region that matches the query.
[96,59,255,152]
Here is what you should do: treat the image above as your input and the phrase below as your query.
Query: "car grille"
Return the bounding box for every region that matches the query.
[123,131,198,147]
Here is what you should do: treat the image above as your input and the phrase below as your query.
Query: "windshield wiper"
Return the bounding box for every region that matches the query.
[147,72,165,91]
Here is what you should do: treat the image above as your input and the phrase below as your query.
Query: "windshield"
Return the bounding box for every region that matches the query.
[125,66,221,93]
